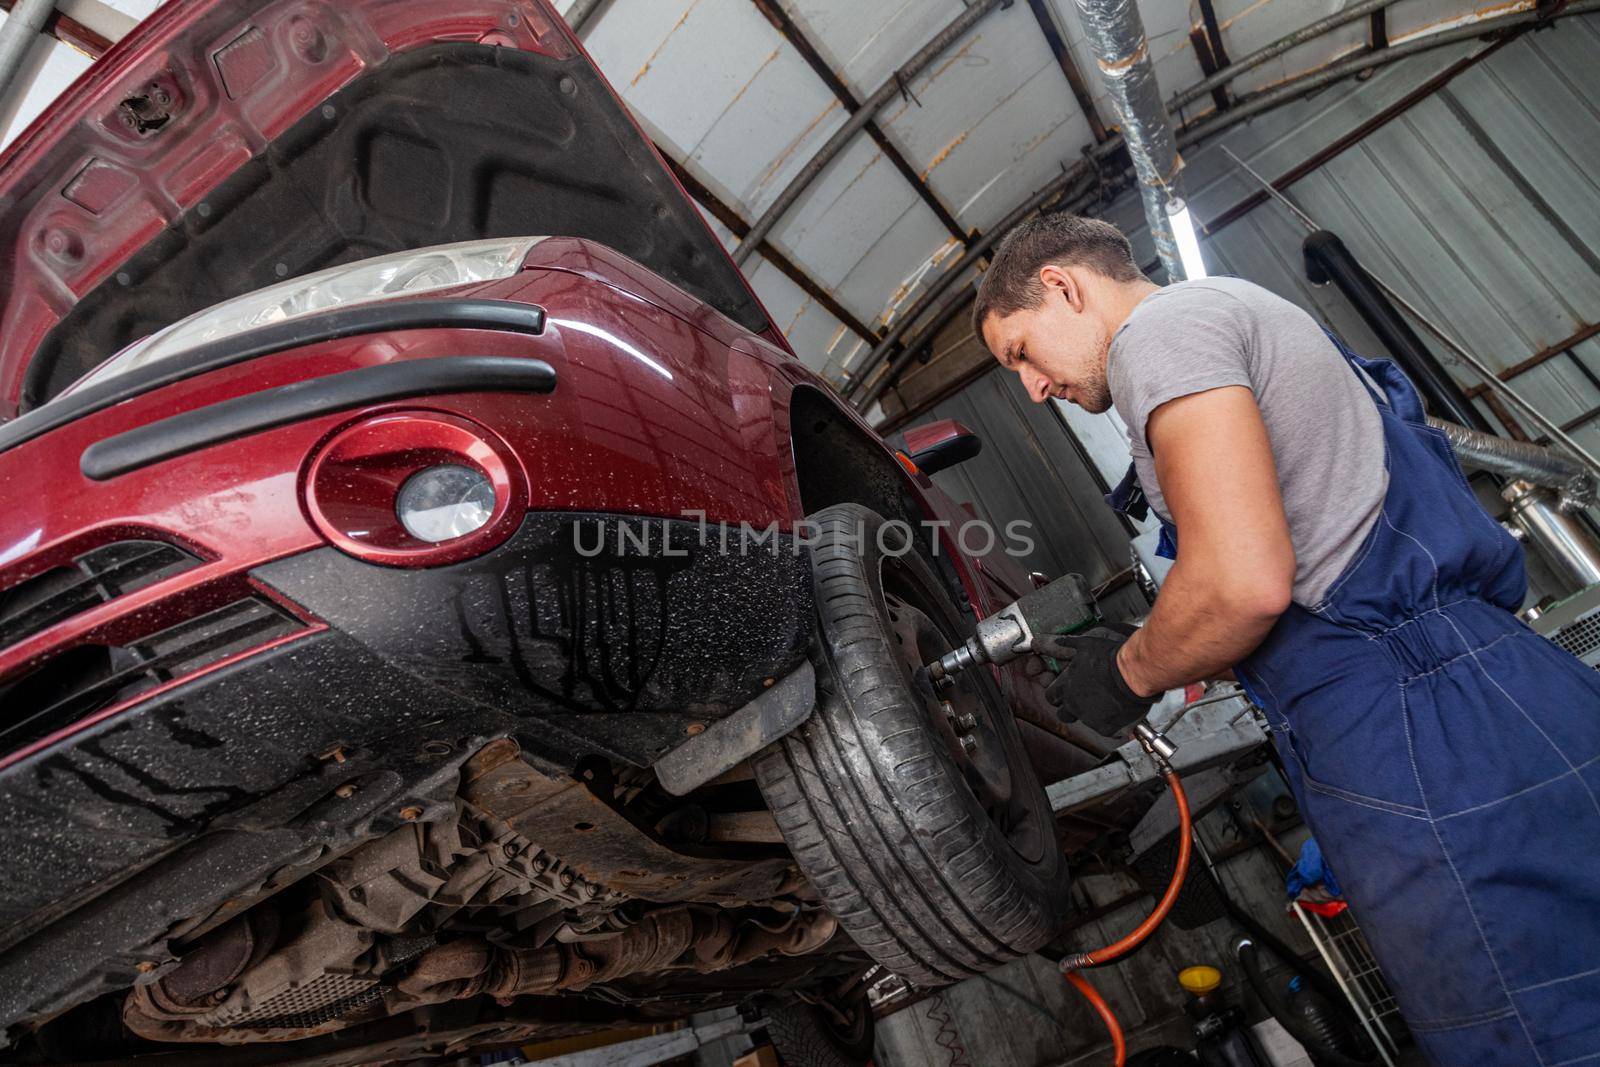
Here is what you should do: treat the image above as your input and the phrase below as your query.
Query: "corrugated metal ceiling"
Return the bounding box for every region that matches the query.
[555,0,1543,379]
[2,0,1585,394]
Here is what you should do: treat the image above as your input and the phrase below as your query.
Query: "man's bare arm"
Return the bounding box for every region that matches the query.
[1115,386,1296,696]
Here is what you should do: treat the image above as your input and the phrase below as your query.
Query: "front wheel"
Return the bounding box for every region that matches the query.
[754,504,1070,988]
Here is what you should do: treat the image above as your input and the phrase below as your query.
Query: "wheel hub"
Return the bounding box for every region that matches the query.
[881,589,1041,858]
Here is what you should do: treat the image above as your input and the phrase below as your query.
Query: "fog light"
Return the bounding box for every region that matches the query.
[396,464,497,543]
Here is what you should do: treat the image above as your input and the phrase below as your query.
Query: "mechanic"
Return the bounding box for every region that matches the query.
[972,212,1600,1067]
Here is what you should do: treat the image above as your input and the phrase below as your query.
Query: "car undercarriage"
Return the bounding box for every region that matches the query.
[116,738,853,1049]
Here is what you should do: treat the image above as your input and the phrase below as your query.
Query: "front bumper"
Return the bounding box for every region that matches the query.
[0,512,809,1037]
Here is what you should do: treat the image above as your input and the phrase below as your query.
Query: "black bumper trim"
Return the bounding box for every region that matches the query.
[0,298,547,457]
[80,356,556,480]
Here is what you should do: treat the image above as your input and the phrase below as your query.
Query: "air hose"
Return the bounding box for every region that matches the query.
[1061,769,1193,1067]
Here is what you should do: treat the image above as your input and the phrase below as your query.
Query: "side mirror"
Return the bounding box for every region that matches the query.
[902,418,982,475]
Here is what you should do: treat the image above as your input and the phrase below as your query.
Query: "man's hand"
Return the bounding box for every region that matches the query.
[1038,624,1156,735]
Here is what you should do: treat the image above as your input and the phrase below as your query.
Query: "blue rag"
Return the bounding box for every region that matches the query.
[1286,837,1344,900]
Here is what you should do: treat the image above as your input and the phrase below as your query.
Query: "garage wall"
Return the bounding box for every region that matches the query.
[893,370,1150,623]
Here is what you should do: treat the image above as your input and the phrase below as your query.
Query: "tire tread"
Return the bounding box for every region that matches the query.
[754,504,1069,988]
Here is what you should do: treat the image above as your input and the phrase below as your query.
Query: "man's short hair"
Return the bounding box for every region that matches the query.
[971,213,1144,342]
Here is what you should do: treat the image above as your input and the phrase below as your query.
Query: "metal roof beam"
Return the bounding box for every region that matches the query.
[849,162,1100,405]
[1172,1,1599,149]
[658,147,882,347]
[1024,0,1107,142]
[1188,0,1231,112]
[0,0,139,59]
[731,0,1004,266]
[1167,0,1394,115]
[561,0,615,39]
[751,0,973,248]
[0,0,58,106]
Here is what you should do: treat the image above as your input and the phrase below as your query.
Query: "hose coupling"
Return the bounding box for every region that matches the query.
[1134,721,1177,770]
[1059,951,1095,972]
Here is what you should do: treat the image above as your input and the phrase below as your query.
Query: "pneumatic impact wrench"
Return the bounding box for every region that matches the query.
[924,572,1180,764]
[922,572,1097,689]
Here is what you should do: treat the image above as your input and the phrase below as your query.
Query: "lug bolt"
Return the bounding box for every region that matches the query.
[960,734,979,756]
[334,783,356,799]
[954,711,977,732]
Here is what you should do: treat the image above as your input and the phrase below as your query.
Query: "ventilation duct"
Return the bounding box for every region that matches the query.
[1427,417,1595,508]
[1072,0,1185,278]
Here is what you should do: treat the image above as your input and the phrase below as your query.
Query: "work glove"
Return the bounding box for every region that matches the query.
[1036,623,1156,736]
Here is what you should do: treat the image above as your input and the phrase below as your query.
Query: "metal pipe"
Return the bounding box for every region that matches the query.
[1427,417,1594,506]
[0,0,54,105]
[1303,230,1491,432]
[1027,0,1107,142]
[849,164,1097,405]
[1073,0,1184,279]
[1370,272,1600,481]
[562,0,611,37]
[731,0,1003,266]
[1503,481,1600,590]
[1168,0,1394,113]
[1175,0,1600,152]
[1218,142,1600,483]
[752,0,970,246]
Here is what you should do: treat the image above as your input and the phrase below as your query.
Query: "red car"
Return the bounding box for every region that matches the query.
[0,2,1086,1062]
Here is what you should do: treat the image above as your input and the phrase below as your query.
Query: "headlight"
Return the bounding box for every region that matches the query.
[396,464,497,543]
[68,236,544,395]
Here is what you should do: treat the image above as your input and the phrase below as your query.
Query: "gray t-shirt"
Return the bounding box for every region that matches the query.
[1107,277,1388,607]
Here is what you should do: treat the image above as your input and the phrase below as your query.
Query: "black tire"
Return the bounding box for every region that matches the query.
[766,999,875,1067]
[754,504,1071,987]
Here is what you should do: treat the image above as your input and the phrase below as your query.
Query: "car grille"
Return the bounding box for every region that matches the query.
[0,596,307,752]
[0,539,201,649]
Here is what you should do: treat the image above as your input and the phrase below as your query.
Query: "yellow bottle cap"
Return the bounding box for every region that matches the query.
[1179,965,1222,995]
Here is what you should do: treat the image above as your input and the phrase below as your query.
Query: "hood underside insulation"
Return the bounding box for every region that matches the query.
[23,41,766,409]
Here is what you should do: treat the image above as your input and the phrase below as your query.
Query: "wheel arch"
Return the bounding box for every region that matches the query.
[785,384,975,616]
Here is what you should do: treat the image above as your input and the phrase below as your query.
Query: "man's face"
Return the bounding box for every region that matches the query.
[981,268,1113,412]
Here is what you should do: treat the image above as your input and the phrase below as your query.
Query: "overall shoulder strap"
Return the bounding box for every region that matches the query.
[1320,328,1426,423]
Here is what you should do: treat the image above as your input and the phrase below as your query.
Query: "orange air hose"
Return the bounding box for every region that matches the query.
[1061,769,1192,1067]
[1066,969,1127,1067]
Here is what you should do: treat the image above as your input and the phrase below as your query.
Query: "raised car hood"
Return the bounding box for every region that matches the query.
[0,0,771,417]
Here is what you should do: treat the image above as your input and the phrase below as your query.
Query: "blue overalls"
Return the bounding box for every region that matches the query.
[1110,337,1600,1066]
